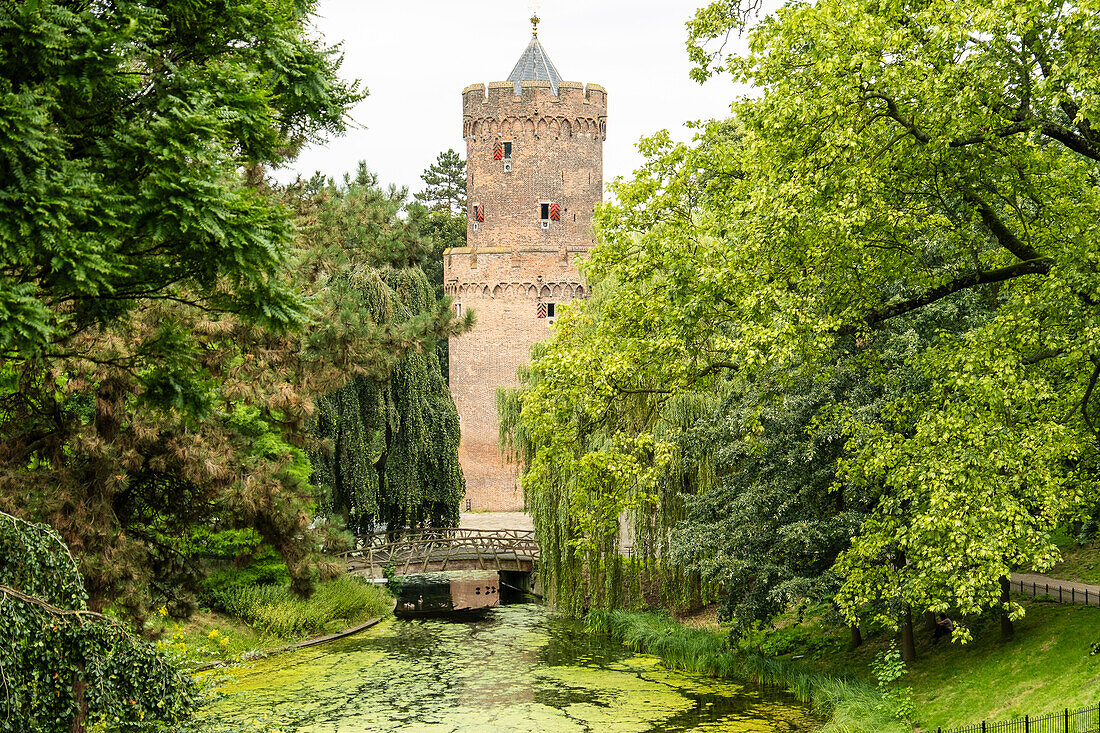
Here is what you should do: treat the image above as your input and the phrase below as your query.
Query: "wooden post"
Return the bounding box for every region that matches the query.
[1024,713,1028,732]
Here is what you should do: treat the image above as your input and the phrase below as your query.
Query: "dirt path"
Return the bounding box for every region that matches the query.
[1010,572,1100,607]
[459,511,533,532]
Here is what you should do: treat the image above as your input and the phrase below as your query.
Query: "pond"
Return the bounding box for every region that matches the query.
[209,604,816,732]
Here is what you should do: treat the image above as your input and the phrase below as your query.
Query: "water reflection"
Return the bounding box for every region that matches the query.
[210,604,814,732]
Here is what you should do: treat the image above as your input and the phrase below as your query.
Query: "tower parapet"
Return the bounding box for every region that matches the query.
[462,81,608,141]
[446,24,605,511]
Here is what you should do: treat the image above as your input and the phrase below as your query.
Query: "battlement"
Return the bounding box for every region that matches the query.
[463,80,608,132]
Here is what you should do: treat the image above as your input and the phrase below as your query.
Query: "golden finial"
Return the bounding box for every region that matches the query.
[531,13,540,36]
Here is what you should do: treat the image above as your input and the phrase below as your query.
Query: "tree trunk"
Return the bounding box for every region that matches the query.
[1000,575,1014,640]
[899,604,917,662]
[850,623,863,649]
[924,610,938,634]
[71,662,87,733]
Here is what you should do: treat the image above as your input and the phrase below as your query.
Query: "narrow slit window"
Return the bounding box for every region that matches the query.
[503,141,512,159]
[547,303,556,319]
[540,203,550,220]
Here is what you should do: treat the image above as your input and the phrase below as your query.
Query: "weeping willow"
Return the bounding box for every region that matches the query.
[311,266,463,533]
[498,285,725,616]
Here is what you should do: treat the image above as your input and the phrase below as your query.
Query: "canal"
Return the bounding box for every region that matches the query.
[212,598,818,730]
[210,604,816,731]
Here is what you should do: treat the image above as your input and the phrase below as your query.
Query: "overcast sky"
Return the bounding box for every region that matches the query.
[278,0,756,196]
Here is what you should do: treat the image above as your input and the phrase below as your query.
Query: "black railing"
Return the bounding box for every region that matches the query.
[1010,578,1100,607]
[941,704,1100,733]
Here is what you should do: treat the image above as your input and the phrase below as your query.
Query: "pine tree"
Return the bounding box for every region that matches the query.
[414,149,467,215]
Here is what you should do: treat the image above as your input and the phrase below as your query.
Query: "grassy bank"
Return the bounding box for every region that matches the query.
[781,599,1100,731]
[152,576,392,668]
[588,590,1100,733]
[907,600,1100,729]
[585,609,907,732]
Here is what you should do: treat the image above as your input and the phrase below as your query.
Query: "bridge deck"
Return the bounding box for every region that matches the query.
[339,528,539,580]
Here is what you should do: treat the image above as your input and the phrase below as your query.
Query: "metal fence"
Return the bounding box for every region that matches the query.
[1010,578,1100,607]
[942,704,1100,733]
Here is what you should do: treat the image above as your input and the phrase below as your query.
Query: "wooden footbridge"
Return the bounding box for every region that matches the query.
[339,528,539,580]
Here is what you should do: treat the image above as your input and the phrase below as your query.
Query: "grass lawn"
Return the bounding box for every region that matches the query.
[1046,537,1100,586]
[905,600,1100,731]
[756,596,1100,732]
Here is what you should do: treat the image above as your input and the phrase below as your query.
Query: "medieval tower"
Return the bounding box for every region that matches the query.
[445,17,606,510]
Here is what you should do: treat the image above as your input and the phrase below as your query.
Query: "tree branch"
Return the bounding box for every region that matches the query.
[0,584,118,625]
[863,92,931,143]
[855,258,1051,329]
[963,191,1042,261]
[1037,119,1100,163]
[947,120,1032,147]
[1083,357,1100,440]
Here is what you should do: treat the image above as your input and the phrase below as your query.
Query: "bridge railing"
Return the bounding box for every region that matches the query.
[337,528,539,577]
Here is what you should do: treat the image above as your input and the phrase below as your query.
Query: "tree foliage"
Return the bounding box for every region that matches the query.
[0,0,467,628]
[507,0,1100,637]
[0,511,194,732]
[0,0,358,357]
[413,149,467,216]
[685,0,1100,636]
[279,168,469,534]
[410,151,469,382]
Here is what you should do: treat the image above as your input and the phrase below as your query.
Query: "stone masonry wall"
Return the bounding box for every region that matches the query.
[446,79,605,511]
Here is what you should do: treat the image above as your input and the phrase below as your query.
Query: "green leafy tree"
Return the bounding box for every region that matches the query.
[0,0,359,356]
[507,0,1100,642]
[282,170,470,533]
[499,124,753,615]
[0,0,383,616]
[414,149,467,215]
[411,150,468,381]
[677,0,1100,637]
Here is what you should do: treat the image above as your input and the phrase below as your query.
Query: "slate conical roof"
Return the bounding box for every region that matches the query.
[507,26,562,95]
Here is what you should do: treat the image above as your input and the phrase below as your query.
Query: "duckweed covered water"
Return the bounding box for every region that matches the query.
[210,604,815,731]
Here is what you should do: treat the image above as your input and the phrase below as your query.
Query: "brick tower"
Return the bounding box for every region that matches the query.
[445,17,607,510]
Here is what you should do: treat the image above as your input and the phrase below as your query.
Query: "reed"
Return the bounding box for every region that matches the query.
[585,609,908,732]
[208,577,391,639]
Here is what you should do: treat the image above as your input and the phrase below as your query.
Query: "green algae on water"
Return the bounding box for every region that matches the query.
[206,604,813,732]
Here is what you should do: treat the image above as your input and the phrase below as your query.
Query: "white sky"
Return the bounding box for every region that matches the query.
[277,0,756,196]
